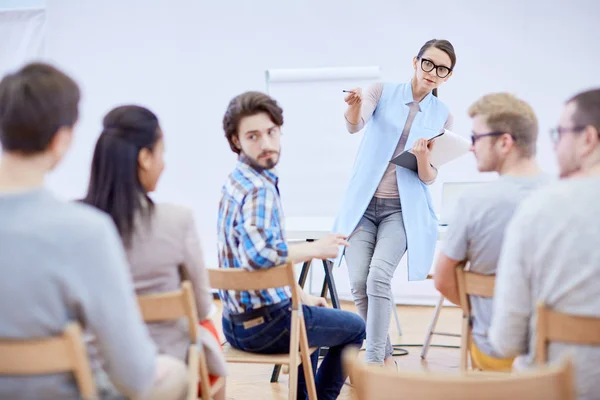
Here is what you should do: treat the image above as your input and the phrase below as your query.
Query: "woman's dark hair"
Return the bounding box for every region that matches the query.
[416,39,457,97]
[83,105,161,247]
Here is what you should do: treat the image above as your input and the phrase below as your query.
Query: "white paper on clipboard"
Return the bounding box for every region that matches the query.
[429,129,471,168]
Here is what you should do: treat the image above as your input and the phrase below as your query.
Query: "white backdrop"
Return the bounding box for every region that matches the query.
[0,8,45,73]
[4,0,599,303]
[0,6,46,158]
[267,66,381,218]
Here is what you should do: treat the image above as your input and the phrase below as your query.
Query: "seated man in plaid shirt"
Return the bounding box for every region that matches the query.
[217,91,366,400]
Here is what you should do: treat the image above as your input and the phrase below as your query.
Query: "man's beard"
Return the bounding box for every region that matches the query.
[247,150,280,171]
[477,154,501,173]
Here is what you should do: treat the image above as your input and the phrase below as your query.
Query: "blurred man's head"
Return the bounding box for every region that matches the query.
[552,88,600,178]
[468,93,538,174]
[0,62,80,170]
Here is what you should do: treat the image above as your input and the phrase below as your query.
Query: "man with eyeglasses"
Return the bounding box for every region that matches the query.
[489,88,600,399]
[433,93,550,371]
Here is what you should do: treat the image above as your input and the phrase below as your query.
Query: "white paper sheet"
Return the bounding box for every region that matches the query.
[429,129,471,168]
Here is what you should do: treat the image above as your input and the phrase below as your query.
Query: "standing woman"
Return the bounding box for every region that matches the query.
[332,39,456,366]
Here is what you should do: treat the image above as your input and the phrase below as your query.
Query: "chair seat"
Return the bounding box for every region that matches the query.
[222,342,318,365]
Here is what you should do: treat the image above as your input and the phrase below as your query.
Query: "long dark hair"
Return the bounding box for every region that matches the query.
[83,105,161,247]
[416,39,457,97]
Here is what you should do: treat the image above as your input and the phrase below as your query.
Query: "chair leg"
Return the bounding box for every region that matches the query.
[298,318,317,400]
[421,295,445,359]
[288,310,300,400]
[460,316,470,372]
[187,346,203,400]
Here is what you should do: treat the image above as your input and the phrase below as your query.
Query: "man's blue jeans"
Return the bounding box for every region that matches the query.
[222,300,366,400]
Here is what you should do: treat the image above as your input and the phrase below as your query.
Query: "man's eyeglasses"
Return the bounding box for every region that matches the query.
[470,132,508,145]
[419,57,452,78]
[549,125,587,143]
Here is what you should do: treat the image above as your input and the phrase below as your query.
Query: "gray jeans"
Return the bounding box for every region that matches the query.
[345,197,407,364]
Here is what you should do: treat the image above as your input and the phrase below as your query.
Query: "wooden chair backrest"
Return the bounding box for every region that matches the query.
[137,281,199,342]
[455,266,495,312]
[343,347,575,400]
[208,262,300,308]
[208,261,317,399]
[455,265,496,371]
[0,322,97,399]
[536,302,600,364]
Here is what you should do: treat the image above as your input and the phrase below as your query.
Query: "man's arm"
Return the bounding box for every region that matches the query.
[489,211,532,358]
[287,234,347,264]
[287,242,321,264]
[433,254,463,305]
[434,197,471,305]
[236,187,348,269]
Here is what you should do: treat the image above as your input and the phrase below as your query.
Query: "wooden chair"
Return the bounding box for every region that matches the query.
[455,265,495,371]
[535,302,600,364]
[208,262,318,400]
[0,322,97,399]
[137,281,224,400]
[343,347,576,400]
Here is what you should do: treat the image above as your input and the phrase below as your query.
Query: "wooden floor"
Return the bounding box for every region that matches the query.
[212,300,462,400]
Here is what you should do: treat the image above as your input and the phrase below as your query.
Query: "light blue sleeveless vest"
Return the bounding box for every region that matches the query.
[332,81,449,281]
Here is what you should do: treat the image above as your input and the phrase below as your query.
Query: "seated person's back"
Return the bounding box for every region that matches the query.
[490,88,600,400]
[445,177,548,354]
[492,178,600,398]
[126,203,216,362]
[82,105,227,399]
[0,64,162,399]
[435,93,550,370]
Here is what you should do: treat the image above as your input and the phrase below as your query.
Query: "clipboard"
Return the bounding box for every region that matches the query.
[389,131,445,173]
[390,129,471,173]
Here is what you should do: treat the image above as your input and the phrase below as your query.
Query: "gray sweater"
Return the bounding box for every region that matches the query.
[0,188,157,399]
[490,176,600,400]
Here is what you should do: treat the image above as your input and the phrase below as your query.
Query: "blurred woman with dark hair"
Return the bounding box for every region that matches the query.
[83,105,227,399]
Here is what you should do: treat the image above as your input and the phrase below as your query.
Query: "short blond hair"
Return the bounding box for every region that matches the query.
[468,93,538,157]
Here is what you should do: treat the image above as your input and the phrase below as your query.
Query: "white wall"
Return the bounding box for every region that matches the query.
[35,0,600,303]
[0,0,45,9]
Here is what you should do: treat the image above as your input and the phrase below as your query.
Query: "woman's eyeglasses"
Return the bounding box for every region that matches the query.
[419,58,452,78]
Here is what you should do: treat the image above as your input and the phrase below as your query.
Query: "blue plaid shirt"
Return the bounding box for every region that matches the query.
[217,156,292,313]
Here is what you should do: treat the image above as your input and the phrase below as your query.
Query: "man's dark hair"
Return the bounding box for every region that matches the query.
[0,62,80,154]
[568,88,600,134]
[222,91,283,154]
